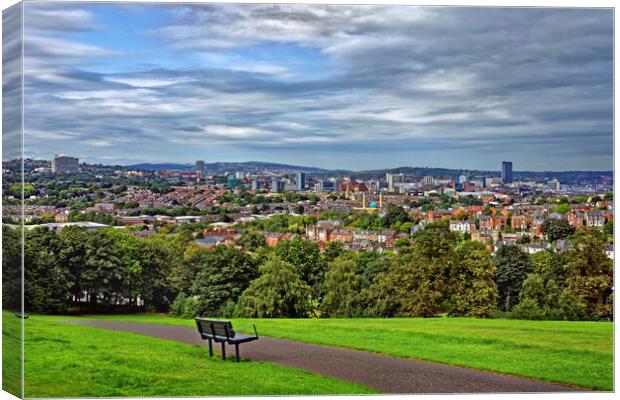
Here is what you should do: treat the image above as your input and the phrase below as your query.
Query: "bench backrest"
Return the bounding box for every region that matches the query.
[195,318,235,338]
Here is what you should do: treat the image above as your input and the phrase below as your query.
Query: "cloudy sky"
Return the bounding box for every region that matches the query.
[9,2,614,170]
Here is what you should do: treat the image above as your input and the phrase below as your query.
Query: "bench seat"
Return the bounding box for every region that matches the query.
[200,332,258,344]
[195,318,259,361]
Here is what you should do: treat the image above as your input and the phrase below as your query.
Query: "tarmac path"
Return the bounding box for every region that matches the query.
[69,320,583,394]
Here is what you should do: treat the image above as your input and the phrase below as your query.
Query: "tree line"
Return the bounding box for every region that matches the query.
[2,222,613,320]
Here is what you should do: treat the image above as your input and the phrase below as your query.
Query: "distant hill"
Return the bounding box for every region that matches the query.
[127,163,193,171]
[126,161,334,174]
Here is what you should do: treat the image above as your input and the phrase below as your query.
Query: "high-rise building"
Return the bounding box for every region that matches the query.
[386,173,404,192]
[422,175,434,186]
[296,171,305,191]
[195,160,205,174]
[548,179,561,191]
[501,161,513,184]
[271,179,284,193]
[51,155,79,174]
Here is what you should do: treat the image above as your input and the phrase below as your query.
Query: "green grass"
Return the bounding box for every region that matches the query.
[90,313,614,391]
[2,311,22,397]
[5,312,375,397]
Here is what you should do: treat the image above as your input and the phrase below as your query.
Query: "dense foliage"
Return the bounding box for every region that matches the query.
[2,221,613,321]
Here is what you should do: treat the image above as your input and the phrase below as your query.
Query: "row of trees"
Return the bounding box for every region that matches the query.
[2,222,613,320]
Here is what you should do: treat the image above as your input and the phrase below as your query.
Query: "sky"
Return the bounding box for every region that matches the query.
[4,2,614,171]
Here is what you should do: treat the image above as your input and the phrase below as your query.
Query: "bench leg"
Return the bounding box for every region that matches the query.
[221,342,226,360]
[235,344,240,362]
[208,339,213,357]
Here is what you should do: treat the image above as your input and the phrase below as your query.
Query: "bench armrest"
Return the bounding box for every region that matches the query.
[232,324,259,339]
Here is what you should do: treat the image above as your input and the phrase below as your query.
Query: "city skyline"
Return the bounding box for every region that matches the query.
[6,3,614,171]
[17,154,616,174]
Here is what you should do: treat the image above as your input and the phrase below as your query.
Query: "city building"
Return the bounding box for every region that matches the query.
[296,171,305,191]
[567,212,584,227]
[586,210,605,227]
[422,175,434,186]
[51,155,79,174]
[548,179,561,191]
[228,176,243,189]
[340,180,368,193]
[386,173,404,192]
[449,220,473,234]
[195,160,205,174]
[479,215,495,231]
[511,215,529,230]
[501,161,513,184]
[271,179,285,193]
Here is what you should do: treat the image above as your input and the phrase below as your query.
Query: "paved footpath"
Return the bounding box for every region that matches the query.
[70,320,582,394]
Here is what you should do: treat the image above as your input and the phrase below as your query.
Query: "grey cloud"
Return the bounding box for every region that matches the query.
[17,4,614,170]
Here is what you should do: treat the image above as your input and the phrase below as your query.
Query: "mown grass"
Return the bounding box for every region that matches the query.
[90,313,614,391]
[2,311,22,398]
[7,312,375,397]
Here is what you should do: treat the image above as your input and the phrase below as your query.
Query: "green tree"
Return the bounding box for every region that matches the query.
[603,220,613,236]
[242,256,312,317]
[275,237,326,297]
[235,231,266,251]
[541,219,575,242]
[494,245,531,311]
[58,226,90,305]
[189,246,258,316]
[141,234,179,310]
[321,258,364,317]
[446,241,498,317]
[323,241,344,261]
[387,223,458,316]
[564,230,613,319]
[23,228,71,313]
[381,204,410,228]
[2,226,21,311]
[82,231,123,311]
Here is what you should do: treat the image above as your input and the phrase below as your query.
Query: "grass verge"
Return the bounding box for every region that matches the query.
[88,313,613,391]
[7,312,375,397]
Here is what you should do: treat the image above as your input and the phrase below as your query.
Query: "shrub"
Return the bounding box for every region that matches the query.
[511,297,545,320]
[182,295,201,318]
[170,292,187,316]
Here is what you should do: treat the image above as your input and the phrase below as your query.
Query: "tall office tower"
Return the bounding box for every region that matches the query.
[548,179,561,191]
[296,171,305,191]
[422,175,434,186]
[271,178,284,193]
[51,155,79,173]
[195,160,205,174]
[501,161,513,184]
[386,173,404,192]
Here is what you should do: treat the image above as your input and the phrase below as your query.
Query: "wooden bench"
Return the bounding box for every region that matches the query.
[195,318,258,362]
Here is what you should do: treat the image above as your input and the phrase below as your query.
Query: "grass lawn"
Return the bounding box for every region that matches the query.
[90,314,614,391]
[2,311,22,398]
[5,312,375,397]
